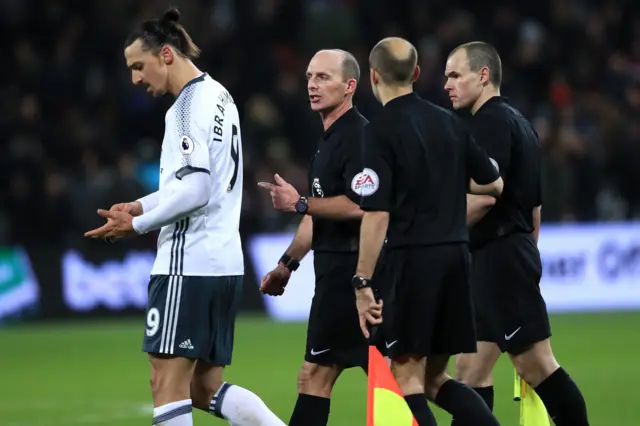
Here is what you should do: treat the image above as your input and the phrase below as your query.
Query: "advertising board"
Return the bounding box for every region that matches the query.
[248,223,640,321]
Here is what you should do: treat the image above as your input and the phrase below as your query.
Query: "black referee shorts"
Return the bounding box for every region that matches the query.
[471,232,551,354]
[375,243,477,359]
[305,252,368,368]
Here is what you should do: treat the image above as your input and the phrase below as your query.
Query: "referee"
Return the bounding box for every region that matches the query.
[352,37,503,426]
[445,42,590,426]
[259,49,372,426]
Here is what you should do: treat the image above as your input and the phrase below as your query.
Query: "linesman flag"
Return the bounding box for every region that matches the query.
[513,369,550,426]
[367,346,418,426]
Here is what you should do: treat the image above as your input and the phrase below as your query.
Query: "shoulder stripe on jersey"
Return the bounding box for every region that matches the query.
[169,219,189,276]
[175,82,200,142]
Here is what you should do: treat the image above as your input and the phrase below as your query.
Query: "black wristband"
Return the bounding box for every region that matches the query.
[279,254,300,272]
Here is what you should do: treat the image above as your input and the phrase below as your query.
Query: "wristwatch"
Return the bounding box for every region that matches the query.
[351,275,371,290]
[295,197,308,214]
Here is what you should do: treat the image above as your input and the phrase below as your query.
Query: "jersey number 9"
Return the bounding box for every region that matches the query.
[227,124,240,192]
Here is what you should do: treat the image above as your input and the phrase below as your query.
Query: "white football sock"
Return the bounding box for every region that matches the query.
[209,382,285,426]
[153,399,193,426]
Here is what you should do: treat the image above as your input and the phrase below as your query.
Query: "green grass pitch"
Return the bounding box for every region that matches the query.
[1,311,638,425]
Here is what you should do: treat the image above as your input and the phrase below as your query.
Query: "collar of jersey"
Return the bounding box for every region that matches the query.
[323,106,359,139]
[384,92,419,109]
[176,73,208,100]
[475,95,508,114]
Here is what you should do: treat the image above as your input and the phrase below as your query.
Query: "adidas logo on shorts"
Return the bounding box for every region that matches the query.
[179,339,194,350]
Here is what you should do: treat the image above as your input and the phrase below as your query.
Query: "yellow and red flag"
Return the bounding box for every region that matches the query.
[513,369,550,426]
[367,346,418,426]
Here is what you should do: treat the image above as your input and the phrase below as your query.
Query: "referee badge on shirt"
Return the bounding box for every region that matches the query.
[312,178,325,198]
[351,168,379,196]
[179,135,195,155]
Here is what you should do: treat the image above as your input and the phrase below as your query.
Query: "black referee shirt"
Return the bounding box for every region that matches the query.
[360,93,499,248]
[309,107,369,253]
[467,96,542,249]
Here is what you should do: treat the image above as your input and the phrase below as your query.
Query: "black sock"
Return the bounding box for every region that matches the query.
[474,386,495,411]
[435,380,499,426]
[534,367,589,426]
[451,386,494,425]
[405,394,437,426]
[288,394,330,426]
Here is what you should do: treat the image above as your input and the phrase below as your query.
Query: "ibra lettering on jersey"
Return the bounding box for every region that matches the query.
[61,250,154,311]
[212,90,234,143]
[351,168,379,196]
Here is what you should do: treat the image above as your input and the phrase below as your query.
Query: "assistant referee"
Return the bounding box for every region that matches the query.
[351,37,503,426]
[446,41,590,426]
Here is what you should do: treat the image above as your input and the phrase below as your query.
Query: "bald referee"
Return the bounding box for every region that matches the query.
[352,37,503,426]
[445,41,590,426]
[260,49,370,426]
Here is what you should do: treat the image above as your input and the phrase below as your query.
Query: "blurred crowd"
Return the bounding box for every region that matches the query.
[1,0,638,246]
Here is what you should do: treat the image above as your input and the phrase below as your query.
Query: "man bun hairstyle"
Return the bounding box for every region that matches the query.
[125,7,201,59]
[161,7,181,25]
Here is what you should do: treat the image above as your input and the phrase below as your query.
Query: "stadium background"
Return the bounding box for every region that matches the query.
[1,0,639,424]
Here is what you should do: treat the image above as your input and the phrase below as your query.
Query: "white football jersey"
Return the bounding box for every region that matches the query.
[151,73,244,276]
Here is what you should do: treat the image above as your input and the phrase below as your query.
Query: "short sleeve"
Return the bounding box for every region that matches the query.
[174,88,211,180]
[341,131,366,203]
[536,175,543,207]
[359,123,393,212]
[466,131,500,185]
[470,113,511,177]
